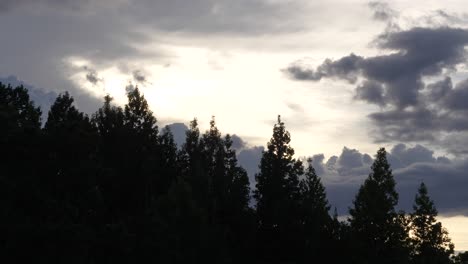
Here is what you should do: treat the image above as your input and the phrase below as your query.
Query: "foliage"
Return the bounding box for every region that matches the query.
[411,182,454,264]
[0,83,459,263]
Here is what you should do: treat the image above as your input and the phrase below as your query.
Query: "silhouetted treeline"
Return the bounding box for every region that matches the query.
[0,82,464,263]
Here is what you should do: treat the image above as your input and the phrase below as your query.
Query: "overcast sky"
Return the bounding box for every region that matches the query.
[1,0,468,251]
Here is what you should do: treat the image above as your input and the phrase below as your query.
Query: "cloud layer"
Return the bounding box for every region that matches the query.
[309,144,468,216]
[285,26,468,153]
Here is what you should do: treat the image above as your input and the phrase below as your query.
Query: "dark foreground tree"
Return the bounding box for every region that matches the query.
[411,182,454,264]
[254,115,304,263]
[2,81,464,264]
[298,158,335,262]
[349,148,410,264]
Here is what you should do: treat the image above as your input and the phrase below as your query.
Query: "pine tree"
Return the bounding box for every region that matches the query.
[179,118,208,206]
[41,92,99,262]
[411,182,454,264]
[0,83,45,262]
[44,92,98,206]
[349,148,410,264]
[299,158,332,260]
[92,95,126,220]
[122,87,160,215]
[124,87,158,142]
[254,115,303,263]
[0,83,42,190]
[157,126,179,195]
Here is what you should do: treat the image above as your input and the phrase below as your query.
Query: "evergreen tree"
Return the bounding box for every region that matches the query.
[254,115,304,263]
[200,117,225,221]
[179,118,208,206]
[299,158,333,261]
[92,95,126,219]
[44,92,98,209]
[349,148,410,264]
[0,83,45,262]
[121,87,160,215]
[0,83,42,190]
[157,126,179,195]
[411,182,454,264]
[40,92,99,262]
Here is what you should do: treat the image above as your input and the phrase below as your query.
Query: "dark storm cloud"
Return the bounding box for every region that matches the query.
[337,147,369,170]
[285,54,363,83]
[285,26,468,151]
[287,27,468,108]
[355,80,386,106]
[308,144,468,216]
[443,78,468,110]
[387,144,437,169]
[395,160,468,215]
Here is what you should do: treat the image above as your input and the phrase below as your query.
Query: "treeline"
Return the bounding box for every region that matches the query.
[0,82,465,263]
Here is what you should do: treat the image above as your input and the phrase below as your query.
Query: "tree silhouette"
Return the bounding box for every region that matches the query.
[2,81,464,263]
[349,148,410,264]
[0,83,45,262]
[299,158,334,262]
[254,115,304,263]
[44,92,98,211]
[411,182,454,264]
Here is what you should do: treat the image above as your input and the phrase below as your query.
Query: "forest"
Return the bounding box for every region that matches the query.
[1,82,467,264]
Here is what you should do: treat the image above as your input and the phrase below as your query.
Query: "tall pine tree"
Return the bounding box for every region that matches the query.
[299,158,333,261]
[349,148,410,264]
[411,182,454,264]
[254,115,303,263]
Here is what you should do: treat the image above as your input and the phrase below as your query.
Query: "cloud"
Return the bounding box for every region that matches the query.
[355,80,386,106]
[0,75,57,121]
[287,27,468,108]
[231,134,247,150]
[0,0,91,13]
[310,154,326,175]
[84,66,102,85]
[308,144,468,216]
[0,0,314,121]
[237,145,264,189]
[0,75,102,117]
[122,0,307,35]
[166,122,188,147]
[285,54,363,83]
[285,26,468,153]
[368,1,397,22]
[132,70,147,84]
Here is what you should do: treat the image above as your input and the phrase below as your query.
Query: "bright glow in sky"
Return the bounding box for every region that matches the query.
[440,216,468,253]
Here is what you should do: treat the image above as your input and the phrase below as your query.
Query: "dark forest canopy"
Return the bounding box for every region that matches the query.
[0,82,464,263]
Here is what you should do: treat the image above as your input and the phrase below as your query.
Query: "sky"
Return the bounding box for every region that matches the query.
[1,0,468,251]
